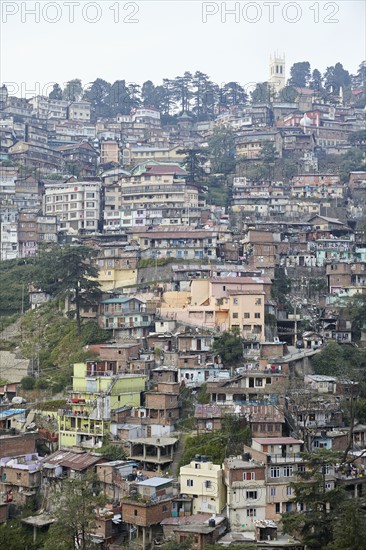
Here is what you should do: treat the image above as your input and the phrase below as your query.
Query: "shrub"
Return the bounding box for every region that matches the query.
[21,376,35,390]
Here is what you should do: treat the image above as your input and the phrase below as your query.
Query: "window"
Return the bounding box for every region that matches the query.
[243,472,255,481]
[86,201,95,208]
[244,312,250,319]
[134,510,138,516]
[270,467,280,478]
[283,466,293,477]
[233,313,238,319]
[246,508,256,517]
[233,298,238,305]
[275,503,281,514]
[286,502,292,513]
[246,491,257,500]
[254,312,261,319]
[204,480,212,489]
[270,487,276,497]
[255,298,262,305]
[187,479,193,487]
[255,378,263,387]
[162,505,167,512]
[286,486,292,496]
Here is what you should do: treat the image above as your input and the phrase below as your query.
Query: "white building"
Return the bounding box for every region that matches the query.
[0,222,18,260]
[43,181,101,234]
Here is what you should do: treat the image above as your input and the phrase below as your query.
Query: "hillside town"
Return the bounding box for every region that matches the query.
[0,56,366,550]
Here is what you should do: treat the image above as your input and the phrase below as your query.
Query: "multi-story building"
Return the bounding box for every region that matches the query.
[0,453,43,506]
[58,360,146,449]
[127,381,181,437]
[236,130,283,159]
[223,454,266,531]
[17,210,57,257]
[100,140,120,165]
[244,437,306,520]
[58,142,99,177]
[43,181,101,234]
[179,457,226,514]
[94,242,140,291]
[98,296,155,339]
[0,221,18,260]
[131,227,217,261]
[68,101,91,122]
[290,174,344,200]
[118,164,199,223]
[206,371,286,411]
[121,477,175,547]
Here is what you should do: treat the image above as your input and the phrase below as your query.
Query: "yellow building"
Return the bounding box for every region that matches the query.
[167,279,268,338]
[179,458,226,514]
[228,291,266,341]
[58,360,146,449]
[100,140,120,165]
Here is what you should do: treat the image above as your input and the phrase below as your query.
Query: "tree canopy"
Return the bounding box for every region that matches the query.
[282,450,346,550]
[212,328,244,368]
[32,245,101,335]
[41,473,105,550]
[207,125,236,175]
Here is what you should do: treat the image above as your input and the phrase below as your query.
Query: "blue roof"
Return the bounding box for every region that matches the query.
[0,409,27,420]
[101,297,143,304]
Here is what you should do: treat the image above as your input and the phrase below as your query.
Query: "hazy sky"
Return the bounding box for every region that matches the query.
[1,0,365,97]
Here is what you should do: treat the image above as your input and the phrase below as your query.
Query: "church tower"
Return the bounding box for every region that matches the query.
[268,53,286,94]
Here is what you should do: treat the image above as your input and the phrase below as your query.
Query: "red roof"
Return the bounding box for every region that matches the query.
[146,165,187,176]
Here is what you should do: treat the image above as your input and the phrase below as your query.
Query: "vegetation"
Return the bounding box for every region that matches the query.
[0,259,34,315]
[18,302,109,392]
[178,415,251,468]
[53,60,365,125]
[311,341,366,377]
[41,473,105,550]
[212,328,244,368]
[207,126,236,176]
[282,450,364,550]
[177,147,208,184]
[0,518,47,550]
[95,443,127,461]
[32,245,101,336]
[271,267,292,311]
[196,383,210,404]
[21,376,36,390]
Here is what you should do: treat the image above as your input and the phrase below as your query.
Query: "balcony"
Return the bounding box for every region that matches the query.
[267,453,303,464]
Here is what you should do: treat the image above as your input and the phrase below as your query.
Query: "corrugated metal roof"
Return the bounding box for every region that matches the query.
[41,450,103,470]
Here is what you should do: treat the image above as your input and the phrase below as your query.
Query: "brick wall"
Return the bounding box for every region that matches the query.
[122,499,172,527]
[145,393,179,409]
[0,433,37,459]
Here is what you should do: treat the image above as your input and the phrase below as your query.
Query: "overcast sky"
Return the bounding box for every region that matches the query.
[1,0,365,97]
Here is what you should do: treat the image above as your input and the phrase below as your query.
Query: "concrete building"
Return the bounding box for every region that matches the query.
[43,181,101,234]
[58,360,146,449]
[179,457,226,514]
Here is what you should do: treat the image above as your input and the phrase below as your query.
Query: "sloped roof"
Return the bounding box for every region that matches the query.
[41,450,104,470]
